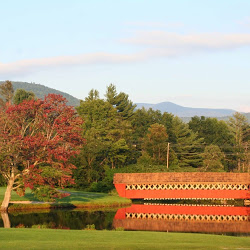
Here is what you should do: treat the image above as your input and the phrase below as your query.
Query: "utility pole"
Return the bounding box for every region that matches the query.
[166,142,170,169]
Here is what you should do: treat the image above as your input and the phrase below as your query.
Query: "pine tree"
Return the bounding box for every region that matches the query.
[105,84,136,119]
[171,117,203,168]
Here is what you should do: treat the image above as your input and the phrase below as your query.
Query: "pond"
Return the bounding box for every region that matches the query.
[1,202,249,235]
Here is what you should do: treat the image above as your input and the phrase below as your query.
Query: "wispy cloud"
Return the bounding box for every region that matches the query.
[0,52,147,77]
[122,31,250,50]
[1,31,250,77]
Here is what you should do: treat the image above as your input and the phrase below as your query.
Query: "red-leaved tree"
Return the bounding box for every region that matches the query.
[0,94,84,211]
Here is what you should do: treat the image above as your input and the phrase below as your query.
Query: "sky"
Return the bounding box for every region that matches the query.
[0,0,250,112]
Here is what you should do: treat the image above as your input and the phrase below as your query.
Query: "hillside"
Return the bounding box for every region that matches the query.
[136,102,237,118]
[0,81,80,106]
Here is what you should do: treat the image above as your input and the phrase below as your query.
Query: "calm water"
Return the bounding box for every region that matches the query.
[0,209,116,230]
[1,203,249,235]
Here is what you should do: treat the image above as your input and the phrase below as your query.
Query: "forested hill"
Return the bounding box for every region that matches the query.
[0,81,80,106]
[136,102,236,117]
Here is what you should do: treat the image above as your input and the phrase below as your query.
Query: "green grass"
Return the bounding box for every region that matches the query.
[58,190,128,204]
[0,187,131,210]
[0,187,37,202]
[0,229,249,249]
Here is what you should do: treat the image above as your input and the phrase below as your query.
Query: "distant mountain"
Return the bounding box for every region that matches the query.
[1,81,247,121]
[136,102,237,118]
[0,81,80,106]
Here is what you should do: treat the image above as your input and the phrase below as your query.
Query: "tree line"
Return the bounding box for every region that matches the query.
[72,84,249,191]
[0,81,249,202]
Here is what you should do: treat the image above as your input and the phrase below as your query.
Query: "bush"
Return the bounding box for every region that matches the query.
[84,224,96,230]
[33,186,69,202]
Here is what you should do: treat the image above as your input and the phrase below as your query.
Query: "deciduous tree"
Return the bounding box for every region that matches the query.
[13,89,36,104]
[0,80,14,106]
[228,112,250,171]
[202,145,225,171]
[0,94,84,211]
[143,123,169,164]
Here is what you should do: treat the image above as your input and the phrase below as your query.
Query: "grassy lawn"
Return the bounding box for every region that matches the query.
[0,187,37,202]
[0,187,131,210]
[0,229,249,250]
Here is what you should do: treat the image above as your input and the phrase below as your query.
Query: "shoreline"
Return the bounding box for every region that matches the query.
[0,187,132,212]
[6,200,132,212]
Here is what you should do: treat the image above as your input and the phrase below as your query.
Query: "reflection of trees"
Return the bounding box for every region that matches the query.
[1,212,10,228]
[1,210,116,229]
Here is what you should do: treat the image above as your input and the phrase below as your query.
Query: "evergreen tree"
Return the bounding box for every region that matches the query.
[105,84,136,119]
[171,117,204,168]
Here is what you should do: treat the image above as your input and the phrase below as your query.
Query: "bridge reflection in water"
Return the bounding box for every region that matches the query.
[113,204,250,234]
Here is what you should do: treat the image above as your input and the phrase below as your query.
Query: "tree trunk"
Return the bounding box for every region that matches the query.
[0,171,14,212]
[1,212,11,228]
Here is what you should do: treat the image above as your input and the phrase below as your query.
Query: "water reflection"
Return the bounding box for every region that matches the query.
[1,204,249,234]
[113,204,250,234]
[0,209,116,230]
[1,212,11,228]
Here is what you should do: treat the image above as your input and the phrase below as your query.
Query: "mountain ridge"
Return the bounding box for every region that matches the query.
[0,81,247,120]
[135,101,237,117]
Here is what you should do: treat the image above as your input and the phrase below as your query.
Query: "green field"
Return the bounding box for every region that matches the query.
[0,187,131,210]
[0,229,249,250]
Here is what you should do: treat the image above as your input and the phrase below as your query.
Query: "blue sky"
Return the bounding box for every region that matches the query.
[1,0,250,112]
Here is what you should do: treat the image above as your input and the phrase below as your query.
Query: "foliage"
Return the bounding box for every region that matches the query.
[142,123,168,164]
[228,112,250,172]
[84,224,96,230]
[13,89,36,104]
[137,151,155,166]
[188,116,233,145]
[171,117,204,168]
[0,174,6,186]
[202,145,225,171]
[0,91,84,207]
[105,84,136,120]
[0,80,14,106]
[33,186,70,202]
[75,88,135,189]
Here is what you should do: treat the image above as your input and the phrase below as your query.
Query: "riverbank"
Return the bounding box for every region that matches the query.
[0,188,131,211]
[0,228,249,249]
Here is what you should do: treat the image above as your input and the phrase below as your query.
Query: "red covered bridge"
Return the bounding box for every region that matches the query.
[114,173,250,200]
